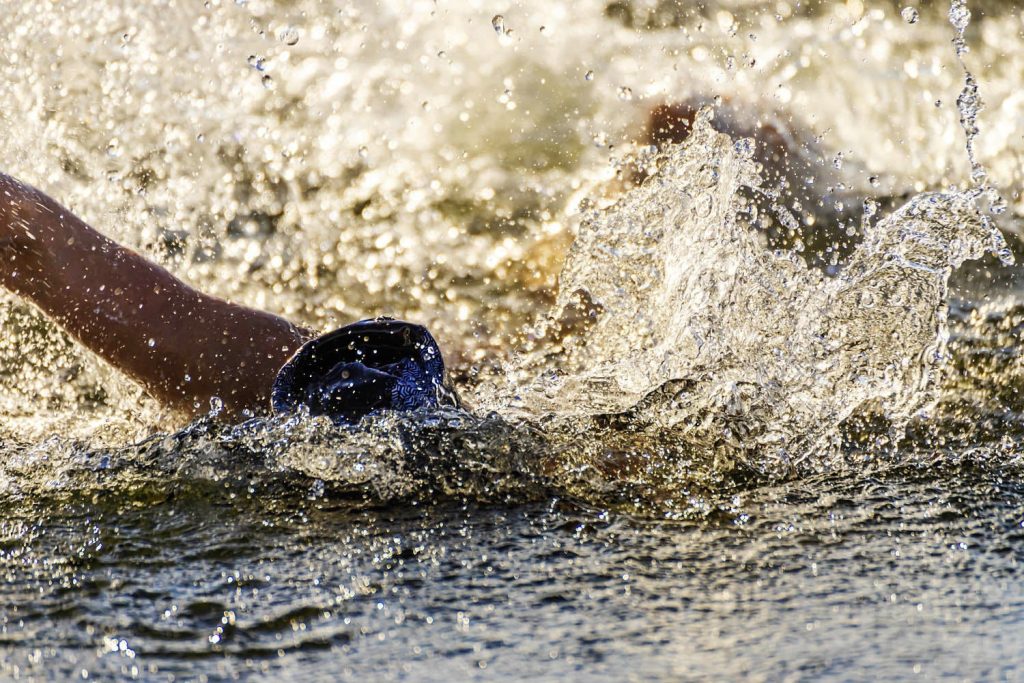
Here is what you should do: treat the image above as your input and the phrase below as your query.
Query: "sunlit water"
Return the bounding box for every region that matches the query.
[3,0,1024,679]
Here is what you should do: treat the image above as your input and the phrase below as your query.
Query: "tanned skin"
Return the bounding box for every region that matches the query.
[0,173,312,420]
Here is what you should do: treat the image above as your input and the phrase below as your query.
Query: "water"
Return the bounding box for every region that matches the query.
[3,0,1024,679]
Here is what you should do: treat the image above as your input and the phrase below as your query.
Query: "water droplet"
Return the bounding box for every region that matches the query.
[278,26,299,46]
[491,15,505,36]
[773,205,800,231]
[901,7,919,24]
[833,153,844,169]
[584,70,594,81]
[358,146,368,158]
[862,199,879,220]
[262,74,274,89]
[146,338,156,347]
[935,99,942,108]
[210,396,224,415]
[247,54,266,72]
[869,175,880,187]
[617,86,633,101]
[733,138,755,157]
[693,194,714,218]
[949,1,970,32]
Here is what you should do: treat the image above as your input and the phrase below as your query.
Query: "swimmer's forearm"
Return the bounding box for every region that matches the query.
[0,173,312,418]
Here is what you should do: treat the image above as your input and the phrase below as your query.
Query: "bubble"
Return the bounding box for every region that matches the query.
[278,26,299,46]
[901,7,919,24]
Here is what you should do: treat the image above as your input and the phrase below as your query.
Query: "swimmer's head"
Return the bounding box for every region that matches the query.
[271,317,459,424]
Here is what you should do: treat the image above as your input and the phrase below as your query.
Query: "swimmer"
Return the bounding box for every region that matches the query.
[0,172,458,423]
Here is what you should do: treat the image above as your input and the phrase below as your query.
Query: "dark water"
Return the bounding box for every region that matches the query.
[4,459,1024,681]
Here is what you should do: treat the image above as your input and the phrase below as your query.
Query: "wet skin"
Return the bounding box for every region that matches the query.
[0,173,312,420]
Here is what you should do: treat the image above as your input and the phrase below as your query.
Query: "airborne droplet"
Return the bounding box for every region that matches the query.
[278,26,299,46]
[491,15,505,36]
[733,138,755,157]
[901,7,919,24]
[949,1,971,32]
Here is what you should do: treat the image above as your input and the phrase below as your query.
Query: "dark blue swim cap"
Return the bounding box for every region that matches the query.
[271,318,459,424]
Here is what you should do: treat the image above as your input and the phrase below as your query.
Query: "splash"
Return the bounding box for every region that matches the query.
[947,0,1014,252]
[496,105,1008,477]
[950,0,986,186]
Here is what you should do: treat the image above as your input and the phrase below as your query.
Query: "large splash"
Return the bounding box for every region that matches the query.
[496,104,1008,476]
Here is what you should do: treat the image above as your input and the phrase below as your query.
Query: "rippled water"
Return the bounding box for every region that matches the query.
[3,0,1024,679]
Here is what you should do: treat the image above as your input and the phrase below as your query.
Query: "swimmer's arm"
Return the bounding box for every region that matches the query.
[0,173,313,420]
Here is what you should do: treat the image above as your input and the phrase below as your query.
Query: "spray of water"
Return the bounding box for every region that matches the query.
[496,100,1008,478]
